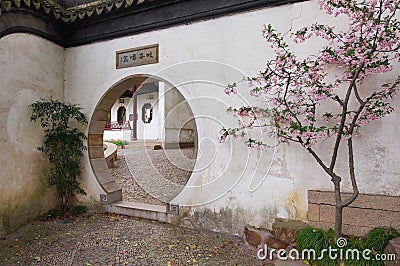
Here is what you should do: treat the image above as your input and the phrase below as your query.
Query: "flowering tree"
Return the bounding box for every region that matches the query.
[221,0,399,237]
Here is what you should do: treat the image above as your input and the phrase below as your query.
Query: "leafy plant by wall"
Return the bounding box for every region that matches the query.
[30,100,87,212]
[297,227,400,265]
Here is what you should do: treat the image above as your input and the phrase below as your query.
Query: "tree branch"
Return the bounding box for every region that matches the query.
[329,62,364,171]
[349,91,378,134]
[376,45,400,53]
[341,137,359,207]
[353,83,365,105]
[306,146,332,175]
[333,95,344,107]
[282,76,303,127]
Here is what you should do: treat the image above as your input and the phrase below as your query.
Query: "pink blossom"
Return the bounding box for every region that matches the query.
[222,0,399,147]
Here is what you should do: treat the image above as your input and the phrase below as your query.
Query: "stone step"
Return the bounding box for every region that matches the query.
[272,218,310,244]
[125,140,161,144]
[124,144,162,150]
[105,201,175,223]
[124,140,162,150]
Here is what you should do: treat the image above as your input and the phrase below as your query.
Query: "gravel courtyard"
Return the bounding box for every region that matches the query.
[0,147,299,266]
[110,148,195,205]
[0,212,267,266]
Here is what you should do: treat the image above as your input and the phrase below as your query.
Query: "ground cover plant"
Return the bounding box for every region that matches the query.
[296,227,400,265]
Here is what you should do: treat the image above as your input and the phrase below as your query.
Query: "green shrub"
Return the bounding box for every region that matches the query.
[297,227,400,266]
[47,209,63,219]
[344,238,367,266]
[363,227,400,253]
[30,100,87,212]
[296,227,338,266]
[70,205,87,216]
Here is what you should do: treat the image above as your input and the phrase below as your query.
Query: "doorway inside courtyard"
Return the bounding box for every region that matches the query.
[91,75,197,206]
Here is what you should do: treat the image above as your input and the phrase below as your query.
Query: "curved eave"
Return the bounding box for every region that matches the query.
[0,0,309,47]
[0,9,65,45]
[0,0,148,22]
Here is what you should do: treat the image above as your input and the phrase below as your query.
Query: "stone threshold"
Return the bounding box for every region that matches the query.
[105,201,176,224]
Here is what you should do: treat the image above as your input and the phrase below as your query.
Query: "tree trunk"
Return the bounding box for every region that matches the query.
[335,204,343,238]
[332,175,343,238]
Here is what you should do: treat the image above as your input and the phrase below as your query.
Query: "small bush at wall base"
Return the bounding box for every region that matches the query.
[39,205,87,222]
[70,205,87,216]
[363,227,400,253]
[296,227,338,266]
[296,227,400,265]
[30,100,87,212]
[39,209,63,221]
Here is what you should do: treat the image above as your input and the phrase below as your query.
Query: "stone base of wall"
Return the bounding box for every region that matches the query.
[384,237,400,266]
[307,190,400,236]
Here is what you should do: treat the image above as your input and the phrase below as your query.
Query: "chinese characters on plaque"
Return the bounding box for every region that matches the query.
[116,44,159,69]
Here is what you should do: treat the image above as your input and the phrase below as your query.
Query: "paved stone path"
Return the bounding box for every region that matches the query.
[111,148,195,205]
[0,213,269,265]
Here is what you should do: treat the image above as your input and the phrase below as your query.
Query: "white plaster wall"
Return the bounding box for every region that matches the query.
[110,101,117,122]
[126,97,134,129]
[64,0,400,234]
[136,92,160,140]
[104,98,133,142]
[163,87,196,144]
[104,130,123,141]
[109,97,131,122]
[0,34,63,236]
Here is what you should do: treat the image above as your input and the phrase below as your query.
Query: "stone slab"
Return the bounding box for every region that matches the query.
[319,205,400,229]
[111,201,166,213]
[99,96,120,110]
[384,237,400,266]
[102,181,122,193]
[88,145,104,159]
[272,219,310,244]
[307,221,372,237]
[91,108,109,121]
[105,201,175,224]
[100,189,122,204]
[308,190,400,211]
[90,158,109,172]
[307,203,320,222]
[89,120,107,134]
[95,170,115,184]
[88,133,104,146]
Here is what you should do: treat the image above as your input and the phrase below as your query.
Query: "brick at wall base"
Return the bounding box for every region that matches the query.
[308,221,373,237]
[308,191,400,212]
[307,203,320,222]
[319,205,400,229]
[307,190,400,237]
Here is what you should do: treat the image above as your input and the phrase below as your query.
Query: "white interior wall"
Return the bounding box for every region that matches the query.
[63,0,400,234]
[126,96,134,129]
[136,92,160,140]
[163,87,195,145]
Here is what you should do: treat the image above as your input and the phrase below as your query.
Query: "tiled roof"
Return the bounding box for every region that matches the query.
[0,0,148,22]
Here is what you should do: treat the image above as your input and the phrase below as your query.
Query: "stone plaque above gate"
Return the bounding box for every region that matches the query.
[116,44,159,69]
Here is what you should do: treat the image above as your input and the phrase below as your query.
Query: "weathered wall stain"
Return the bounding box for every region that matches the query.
[0,33,64,237]
[172,206,278,236]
